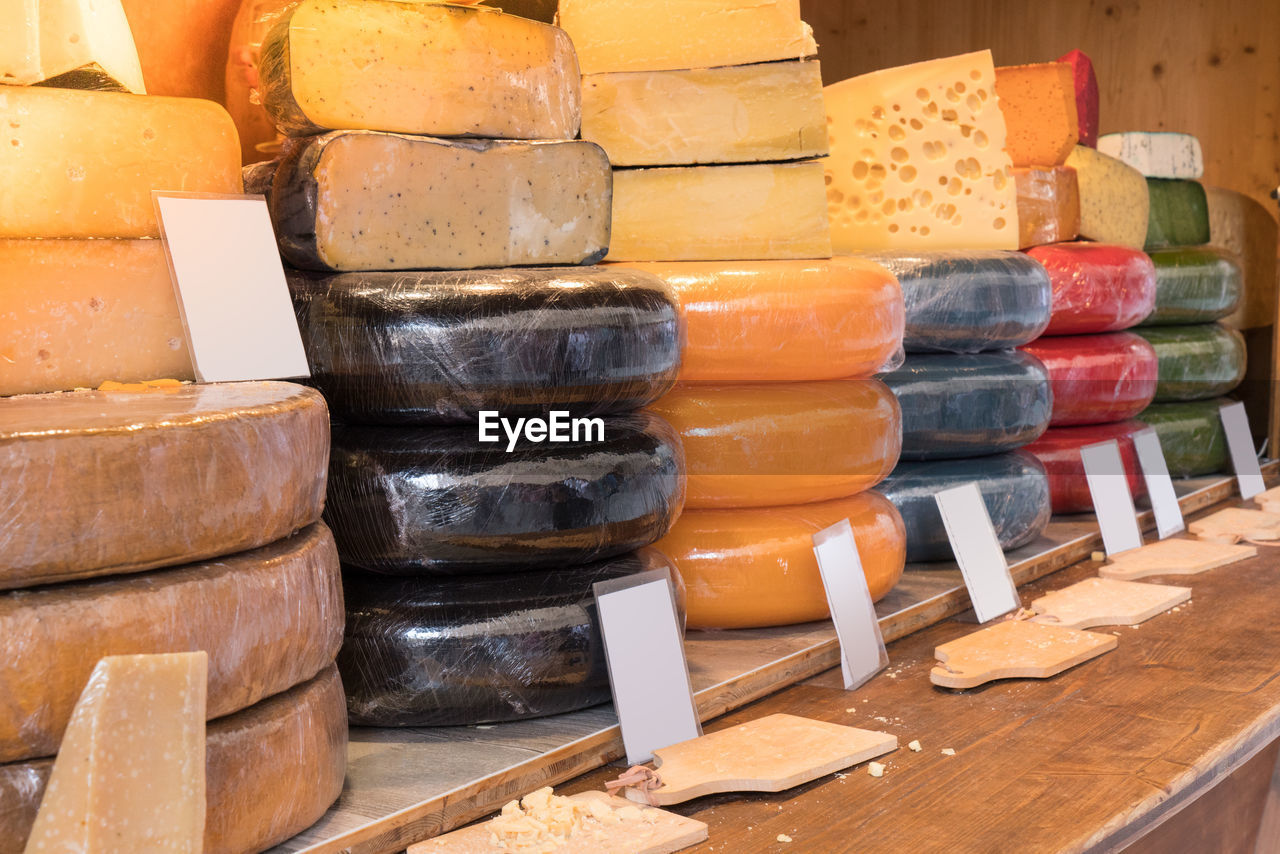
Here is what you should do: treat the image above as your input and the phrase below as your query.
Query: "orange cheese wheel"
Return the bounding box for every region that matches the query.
[647,380,901,509]
[122,0,243,101]
[613,258,904,382]
[652,491,906,630]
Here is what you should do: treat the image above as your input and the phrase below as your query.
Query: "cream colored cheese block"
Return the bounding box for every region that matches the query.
[556,0,816,75]
[1207,186,1279,330]
[22,652,207,854]
[0,87,240,238]
[581,60,827,166]
[271,130,611,271]
[825,50,1018,251]
[606,161,831,262]
[259,0,581,139]
[1,0,146,93]
[1098,132,1205,179]
[1065,145,1151,249]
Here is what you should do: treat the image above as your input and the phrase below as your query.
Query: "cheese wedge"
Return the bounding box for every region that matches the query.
[1065,145,1150,249]
[994,63,1078,166]
[1098,132,1204,179]
[1014,165,1080,248]
[1,0,145,93]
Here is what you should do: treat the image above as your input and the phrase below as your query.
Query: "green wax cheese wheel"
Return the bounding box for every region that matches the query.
[1139,398,1230,477]
[1140,247,1244,326]
[1132,323,1246,402]
[1144,178,1210,250]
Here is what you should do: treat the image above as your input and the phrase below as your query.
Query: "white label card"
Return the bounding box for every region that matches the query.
[154,193,309,383]
[593,570,701,765]
[1080,440,1144,556]
[1133,428,1185,539]
[1220,401,1266,499]
[934,484,1020,623]
[812,520,888,690]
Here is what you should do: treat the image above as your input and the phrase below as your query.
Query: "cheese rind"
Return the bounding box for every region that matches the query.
[271,131,611,271]
[1014,165,1080,248]
[1,0,146,93]
[1145,178,1210,250]
[581,60,826,166]
[1098,132,1204,179]
[1133,323,1247,402]
[1064,145,1151,249]
[1141,247,1244,326]
[994,63,1078,166]
[259,0,580,139]
[1057,50,1099,148]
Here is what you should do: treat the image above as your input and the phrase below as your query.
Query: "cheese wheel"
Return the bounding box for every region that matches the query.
[121,0,243,101]
[1014,165,1080,249]
[289,267,681,424]
[653,492,905,630]
[883,352,1052,460]
[1140,399,1231,478]
[224,0,293,164]
[0,382,328,591]
[611,257,904,382]
[647,380,901,509]
[1207,186,1279,330]
[1021,332,1158,427]
[1141,247,1244,326]
[1023,421,1148,514]
[1146,178,1210,251]
[325,413,684,572]
[1028,242,1157,336]
[340,549,679,726]
[1,664,347,854]
[876,451,1051,562]
[861,250,1051,354]
[1134,323,1247,402]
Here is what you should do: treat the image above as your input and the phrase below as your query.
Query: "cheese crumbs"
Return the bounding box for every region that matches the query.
[484,788,657,852]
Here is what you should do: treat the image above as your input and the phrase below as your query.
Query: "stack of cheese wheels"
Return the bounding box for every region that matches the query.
[563,0,907,631]
[257,0,685,726]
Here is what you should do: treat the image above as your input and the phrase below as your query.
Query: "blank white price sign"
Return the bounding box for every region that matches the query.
[934,484,1020,623]
[1133,427,1185,539]
[812,520,888,690]
[1080,440,1143,556]
[1220,401,1266,499]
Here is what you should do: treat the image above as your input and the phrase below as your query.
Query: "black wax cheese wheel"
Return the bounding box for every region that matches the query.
[1141,247,1243,326]
[1133,323,1246,402]
[1140,398,1231,477]
[289,267,683,424]
[325,412,685,572]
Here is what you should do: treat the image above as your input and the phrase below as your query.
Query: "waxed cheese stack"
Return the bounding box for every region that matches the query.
[258,0,581,139]
[1140,247,1243,326]
[1098,132,1204,179]
[1057,50,1099,148]
[825,50,1018,251]
[1028,243,1157,336]
[994,62,1079,166]
[1021,332,1158,426]
[1,0,145,92]
[1145,178,1211,250]
[22,652,207,853]
[1139,399,1232,478]
[1065,145,1150,249]
[1133,324,1247,402]
[1014,165,1080,248]
[1024,421,1148,513]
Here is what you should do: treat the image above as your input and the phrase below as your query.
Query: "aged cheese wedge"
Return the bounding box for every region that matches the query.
[606,161,830,262]
[0,87,240,238]
[1099,132,1204,179]
[259,0,580,139]
[1146,178,1210,250]
[1134,323,1247,402]
[1021,332,1158,426]
[1065,145,1150,249]
[0,382,328,590]
[1140,398,1232,478]
[271,131,611,271]
[23,652,208,854]
[1057,50,1099,148]
[1023,420,1147,514]
[994,62,1078,166]
[1031,577,1190,628]
[931,619,1116,689]
[1141,247,1244,326]
[581,60,826,166]
[1014,165,1080,248]
[825,50,1018,251]
[1,0,145,92]
[1100,537,1255,580]
[1207,186,1279,330]
[1028,242,1157,336]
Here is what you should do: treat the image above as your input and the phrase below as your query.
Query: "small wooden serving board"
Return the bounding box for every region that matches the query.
[1099,537,1256,581]
[1253,485,1280,514]
[1188,507,1280,543]
[1030,577,1190,629]
[931,619,1117,689]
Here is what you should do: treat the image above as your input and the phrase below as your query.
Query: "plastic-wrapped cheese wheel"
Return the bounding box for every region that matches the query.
[875,451,1051,562]
[860,251,1051,354]
[1140,399,1231,477]
[1021,332,1158,426]
[289,267,682,424]
[1132,323,1247,402]
[338,549,681,726]
[647,380,901,509]
[611,257,904,382]
[882,351,1052,460]
[1140,247,1244,326]
[1023,420,1147,514]
[652,492,905,630]
[1014,165,1080,249]
[1028,242,1157,336]
[325,412,684,572]
[1145,178,1210,250]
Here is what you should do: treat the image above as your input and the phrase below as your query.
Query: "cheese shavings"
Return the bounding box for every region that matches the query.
[487,788,657,852]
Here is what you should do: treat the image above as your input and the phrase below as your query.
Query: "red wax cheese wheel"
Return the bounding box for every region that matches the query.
[0,382,329,590]
[1057,50,1099,148]
[647,380,901,509]
[0,524,341,763]
[1028,242,1157,335]
[612,257,904,382]
[1021,332,1158,426]
[654,492,906,629]
[1023,420,1148,514]
[1014,165,1080,249]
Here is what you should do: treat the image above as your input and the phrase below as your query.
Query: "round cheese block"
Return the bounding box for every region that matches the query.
[883,351,1052,460]
[1133,323,1247,402]
[652,491,906,630]
[0,382,328,591]
[1021,332,1158,426]
[1145,178,1210,251]
[339,549,680,726]
[325,412,684,572]
[1023,420,1148,514]
[1140,398,1231,477]
[860,250,1051,354]
[876,451,1051,562]
[1141,247,1244,326]
[1028,243,1157,336]
[289,267,682,424]
[647,380,900,509]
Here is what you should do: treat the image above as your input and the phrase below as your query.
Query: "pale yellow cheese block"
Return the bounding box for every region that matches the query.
[1,0,146,92]
[606,161,831,262]
[1064,145,1151,249]
[22,652,207,853]
[1207,186,1279,330]
[581,60,827,166]
[556,0,816,75]
[824,50,1018,251]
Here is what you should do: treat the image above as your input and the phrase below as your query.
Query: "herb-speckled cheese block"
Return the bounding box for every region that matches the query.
[1021,332,1158,426]
[259,0,581,139]
[1141,247,1244,326]
[270,131,611,271]
[1057,50,1098,148]
[1133,323,1247,402]
[876,451,1050,562]
[1145,178,1210,250]
[1014,164,1080,248]
[1028,242,1157,336]
[994,62,1078,166]
[1139,398,1231,478]
[1023,421,1148,514]
[1065,145,1150,249]
[1098,132,1204,179]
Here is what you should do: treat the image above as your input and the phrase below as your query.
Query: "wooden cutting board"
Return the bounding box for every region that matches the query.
[1099,537,1257,581]
[1030,577,1190,629]
[931,619,1117,689]
[1254,485,1280,514]
[406,791,707,854]
[611,714,896,807]
[1187,507,1280,543]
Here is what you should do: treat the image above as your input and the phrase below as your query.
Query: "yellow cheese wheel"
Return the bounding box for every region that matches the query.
[122,0,243,101]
